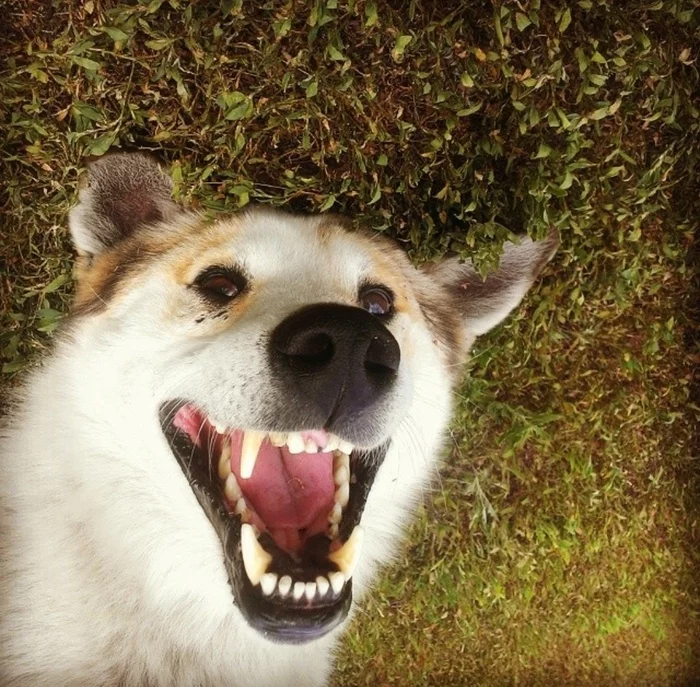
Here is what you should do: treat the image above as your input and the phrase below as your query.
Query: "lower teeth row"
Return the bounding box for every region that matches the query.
[260,570,346,601]
[240,523,364,600]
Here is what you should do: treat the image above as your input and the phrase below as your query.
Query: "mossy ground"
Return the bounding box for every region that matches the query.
[1,2,698,685]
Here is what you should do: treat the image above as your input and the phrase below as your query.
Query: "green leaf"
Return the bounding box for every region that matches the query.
[559,8,572,33]
[87,132,116,156]
[71,56,101,71]
[392,35,412,62]
[460,72,474,88]
[72,103,103,122]
[328,45,346,61]
[377,154,388,166]
[319,194,337,211]
[589,106,609,120]
[457,102,483,117]
[103,27,129,42]
[43,274,69,294]
[305,79,318,98]
[516,12,532,31]
[145,38,175,51]
[364,1,378,27]
[534,142,552,159]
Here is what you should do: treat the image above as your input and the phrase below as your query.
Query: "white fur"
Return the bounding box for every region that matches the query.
[1,206,545,685]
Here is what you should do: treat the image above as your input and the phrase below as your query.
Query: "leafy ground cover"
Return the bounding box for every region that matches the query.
[1,1,698,685]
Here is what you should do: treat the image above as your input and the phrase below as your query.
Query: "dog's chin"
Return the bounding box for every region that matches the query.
[159,400,388,644]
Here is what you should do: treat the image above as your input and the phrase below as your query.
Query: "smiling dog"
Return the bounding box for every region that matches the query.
[0,152,556,686]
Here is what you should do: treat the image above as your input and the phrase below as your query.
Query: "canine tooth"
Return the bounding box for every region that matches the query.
[316,576,330,598]
[338,439,354,455]
[260,572,278,597]
[305,581,317,601]
[328,571,345,596]
[224,473,241,502]
[329,523,339,539]
[278,575,292,597]
[326,434,341,452]
[286,432,305,454]
[269,432,287,447]
[328,502,343,525]
[334,465,349,487]
[335,481,350,508]
[304,439,318,454]
[240,523,272,586]
[240,430,265,479]
[213,421,227,434]
[218,441,232,480]
[293,581,306,601]
[235,498,250,521]
[328,525,364,579]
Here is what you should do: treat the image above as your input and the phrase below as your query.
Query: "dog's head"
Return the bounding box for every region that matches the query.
[67,152,556,644]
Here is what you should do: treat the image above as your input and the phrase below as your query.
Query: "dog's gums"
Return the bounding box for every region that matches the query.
[161,401,386,642]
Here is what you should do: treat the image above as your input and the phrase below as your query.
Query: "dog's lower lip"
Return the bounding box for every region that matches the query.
[159,400,389,643]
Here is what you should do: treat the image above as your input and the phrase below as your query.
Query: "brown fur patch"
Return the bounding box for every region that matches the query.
[415,285,466,372]
[71,218,205,316]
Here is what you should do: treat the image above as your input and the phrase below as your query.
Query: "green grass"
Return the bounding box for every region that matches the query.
[1,1,698,684]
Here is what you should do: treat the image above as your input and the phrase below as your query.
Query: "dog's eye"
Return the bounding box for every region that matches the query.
[360,286,393,317]
[195,268,246,302]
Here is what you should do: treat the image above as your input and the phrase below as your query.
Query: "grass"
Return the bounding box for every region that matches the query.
[1,1,698,684]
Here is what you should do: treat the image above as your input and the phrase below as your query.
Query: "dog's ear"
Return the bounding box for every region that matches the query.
[423,233,558,338]
[69,152,180,257]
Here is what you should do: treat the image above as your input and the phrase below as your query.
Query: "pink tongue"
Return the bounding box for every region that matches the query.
[230,432,335,546]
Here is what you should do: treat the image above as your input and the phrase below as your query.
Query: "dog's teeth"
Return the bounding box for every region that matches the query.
[328,525,363,579]
[316,575,330,598]
[293,581,306,601]
[304,439,318,454]
[235,497,250,521]
[213,421,227,434]
[305,581,317,601]
[269,432,287,447]
[278,575,292,597]
[328,571,345,596]
[218,441,232,480]
[329,523,339,539]
[224,473,241,502]
[260,572,278,596]
[326,434,341,452]
[335,481,350,508]
[240,523,272,586]
[328,502,343,525]
[338,439,354,455]
[286,432,305,454]
[334,464,349,487]
[240,430,264,479]
[334,452,350,472]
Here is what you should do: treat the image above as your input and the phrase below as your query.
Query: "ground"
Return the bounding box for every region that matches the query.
[1,1,698,685]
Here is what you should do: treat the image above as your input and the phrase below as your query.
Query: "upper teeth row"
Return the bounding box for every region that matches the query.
[212,427,354,480]
[241,523,364,598]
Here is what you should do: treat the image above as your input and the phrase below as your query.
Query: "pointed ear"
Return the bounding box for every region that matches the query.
[423,233,558,338]
[68,152,180,257]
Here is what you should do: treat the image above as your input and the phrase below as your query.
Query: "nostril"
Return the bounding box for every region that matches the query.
[364,334,400,375]
[280,331,335,367]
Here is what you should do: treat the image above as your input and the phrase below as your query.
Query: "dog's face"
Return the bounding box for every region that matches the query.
[67,153,555,644]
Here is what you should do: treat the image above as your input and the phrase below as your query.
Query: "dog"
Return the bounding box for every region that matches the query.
[0,152,556,686]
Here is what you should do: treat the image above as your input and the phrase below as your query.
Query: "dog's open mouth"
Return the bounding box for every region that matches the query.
[160,401,387,643]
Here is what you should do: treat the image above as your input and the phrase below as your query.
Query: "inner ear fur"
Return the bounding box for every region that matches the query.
[423,232,558,338]
[68,151,180,257]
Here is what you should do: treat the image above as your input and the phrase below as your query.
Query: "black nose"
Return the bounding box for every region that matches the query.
[270,303,400,428]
